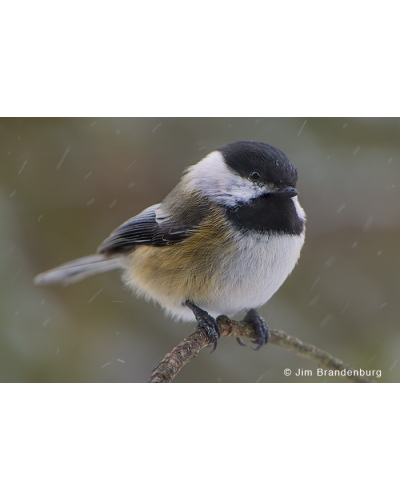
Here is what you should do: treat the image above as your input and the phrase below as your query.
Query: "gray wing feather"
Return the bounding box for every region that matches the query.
[97,204,196,255]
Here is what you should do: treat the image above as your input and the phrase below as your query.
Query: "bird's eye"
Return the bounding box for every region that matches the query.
[249,171,261,181]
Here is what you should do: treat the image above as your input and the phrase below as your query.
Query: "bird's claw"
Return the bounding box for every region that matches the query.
[250,339,266,351]
[236,337,247,347]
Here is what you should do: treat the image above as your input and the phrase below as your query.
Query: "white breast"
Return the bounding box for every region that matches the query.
[201,230,305,318]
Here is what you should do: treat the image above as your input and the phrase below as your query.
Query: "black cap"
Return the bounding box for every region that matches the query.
[218,141,298,188]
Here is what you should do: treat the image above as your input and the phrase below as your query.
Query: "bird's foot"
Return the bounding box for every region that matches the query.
[185,301,221,353]
[243,308,270,351]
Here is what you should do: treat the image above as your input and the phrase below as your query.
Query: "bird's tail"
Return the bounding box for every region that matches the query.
[34,254,124,285]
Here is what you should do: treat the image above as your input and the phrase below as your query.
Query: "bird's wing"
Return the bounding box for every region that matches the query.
[97,204,199,255]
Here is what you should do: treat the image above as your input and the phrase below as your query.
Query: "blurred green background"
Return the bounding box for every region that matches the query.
[1,117,399,382]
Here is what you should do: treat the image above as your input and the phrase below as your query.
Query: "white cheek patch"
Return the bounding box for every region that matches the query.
[184,151,266,206]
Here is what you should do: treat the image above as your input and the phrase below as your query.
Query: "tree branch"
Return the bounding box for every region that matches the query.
[148,315,375,383]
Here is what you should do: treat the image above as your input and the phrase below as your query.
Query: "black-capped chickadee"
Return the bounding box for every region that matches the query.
[35,141,306,352]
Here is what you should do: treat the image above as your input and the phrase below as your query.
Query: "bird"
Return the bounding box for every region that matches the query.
[34,141,306,352]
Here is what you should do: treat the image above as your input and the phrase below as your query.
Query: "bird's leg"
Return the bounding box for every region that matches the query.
[185,300,221,353]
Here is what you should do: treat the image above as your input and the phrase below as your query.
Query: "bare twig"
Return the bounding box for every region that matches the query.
[148,315,374,383]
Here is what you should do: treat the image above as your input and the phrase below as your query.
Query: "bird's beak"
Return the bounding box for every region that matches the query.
[276,186,299,198]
